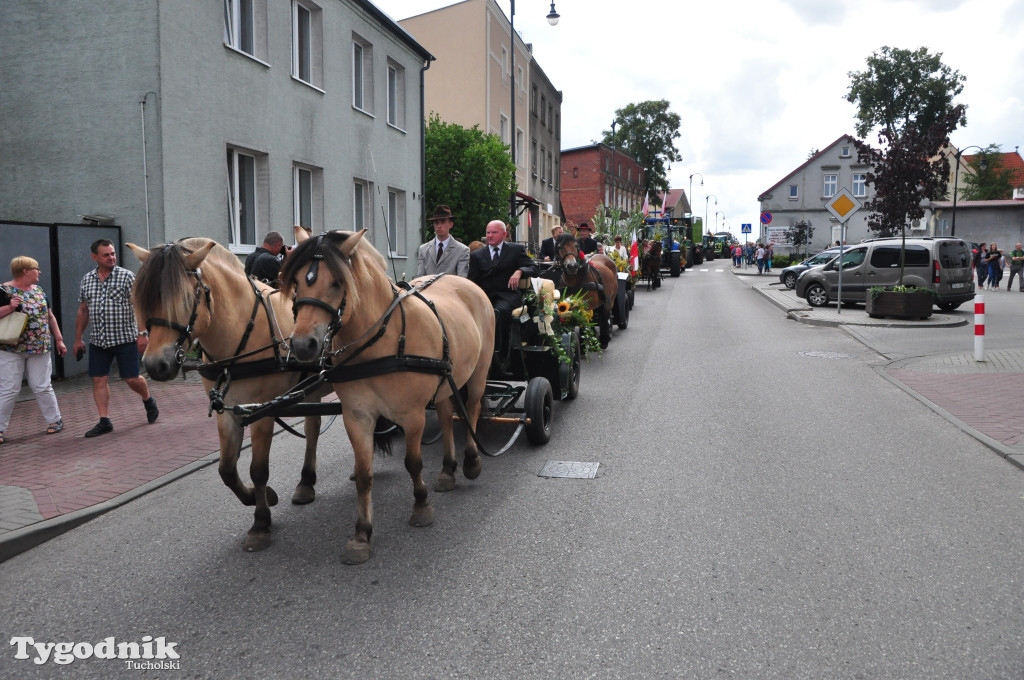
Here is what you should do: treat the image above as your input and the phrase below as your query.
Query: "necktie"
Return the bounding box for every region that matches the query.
[492,248,499,261]
[437,241,444,263]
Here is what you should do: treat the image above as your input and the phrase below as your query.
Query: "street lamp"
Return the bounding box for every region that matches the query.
[949,144,988,237]
[508,1,560,224]
[705,194,717,237]
[688,173,704,223]
[715,211,723,232]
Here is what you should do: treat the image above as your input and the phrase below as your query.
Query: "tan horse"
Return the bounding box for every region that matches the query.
[554,233,618,348]
[128,239,329,552]
[280,228,495,564]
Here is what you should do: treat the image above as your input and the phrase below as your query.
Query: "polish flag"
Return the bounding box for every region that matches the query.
[629,233,640,272]
[641,192,650,216]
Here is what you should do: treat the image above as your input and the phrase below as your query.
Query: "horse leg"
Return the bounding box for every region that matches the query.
[291,415,320,504]
[434,398,458,492]
[341,413,377,565]
[401,412,434,528]
[461,372,486,481]
[216,413,257,506]
[244,418,279,552]
[598,306,611,348]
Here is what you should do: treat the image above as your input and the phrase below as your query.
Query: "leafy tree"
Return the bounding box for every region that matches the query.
[602,100,682,204]
[846,46,967,241]
[423,114,516,244]
[960,144,1015,200]
[788,219,815,260]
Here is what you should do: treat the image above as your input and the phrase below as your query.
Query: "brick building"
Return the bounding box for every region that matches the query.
[560,143,644,229]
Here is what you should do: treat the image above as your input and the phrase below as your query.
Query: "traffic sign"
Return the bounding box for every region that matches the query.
[760,212,772,225]
[825,187,862,222]
[741,223,752,233]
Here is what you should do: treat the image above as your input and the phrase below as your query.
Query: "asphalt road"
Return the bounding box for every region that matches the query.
[2,269,1022,679]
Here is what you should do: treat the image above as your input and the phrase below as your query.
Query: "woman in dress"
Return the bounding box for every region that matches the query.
[0,256,66,443]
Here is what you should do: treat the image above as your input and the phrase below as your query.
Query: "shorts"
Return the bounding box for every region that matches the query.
[88,342,140,379]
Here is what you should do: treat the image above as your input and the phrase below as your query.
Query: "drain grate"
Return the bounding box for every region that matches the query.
[798,350,852,360]
[539,461,599,479]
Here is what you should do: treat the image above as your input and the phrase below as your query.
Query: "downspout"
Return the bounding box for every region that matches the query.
[419,56,434,244]
[139,91,158,248]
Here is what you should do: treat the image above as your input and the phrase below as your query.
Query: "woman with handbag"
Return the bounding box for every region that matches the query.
[0,256,66,444]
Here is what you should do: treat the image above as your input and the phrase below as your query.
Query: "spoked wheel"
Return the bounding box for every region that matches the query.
[524,377,553,445]
[558,329,581,401]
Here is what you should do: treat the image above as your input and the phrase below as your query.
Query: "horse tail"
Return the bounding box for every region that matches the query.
[373,416,397,456]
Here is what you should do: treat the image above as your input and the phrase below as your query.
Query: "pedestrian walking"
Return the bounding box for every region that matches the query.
[755,243,766,274]
[1007,243,1024,292]
[0,256,66,444]
[72,239,158,437]
[984,242,1003,291]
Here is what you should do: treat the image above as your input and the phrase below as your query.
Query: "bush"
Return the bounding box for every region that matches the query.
[770,254,793,268]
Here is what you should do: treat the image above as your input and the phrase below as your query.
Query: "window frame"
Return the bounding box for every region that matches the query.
[387,188,406,257]
[852,173,867,197]
[823,174,838,198]
[789,184,799,200]
[352,36,373,113]
[226,147,263,252]
[291,0,323,90]
[386,60,406,130]
[353,179,371,232]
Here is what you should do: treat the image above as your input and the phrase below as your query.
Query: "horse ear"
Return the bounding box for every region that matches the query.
[294,224,310,244]
[339,228,368,259]
[183,241,216,270]
[126,243,150,263]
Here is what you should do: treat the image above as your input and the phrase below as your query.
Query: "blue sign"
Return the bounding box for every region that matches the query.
[760,212,772,225]
[741,223,752,233]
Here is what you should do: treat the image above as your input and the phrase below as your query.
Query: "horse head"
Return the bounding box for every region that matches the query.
[555,233,584,275]
[128,240,217,381]
[280,229,371,362]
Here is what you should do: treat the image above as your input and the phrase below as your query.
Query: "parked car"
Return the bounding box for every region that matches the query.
[779,246,845,289]
[794,237,975,310]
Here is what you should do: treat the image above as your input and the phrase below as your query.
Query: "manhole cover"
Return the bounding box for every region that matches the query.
[539,461,599,479]
[798,350,852,360]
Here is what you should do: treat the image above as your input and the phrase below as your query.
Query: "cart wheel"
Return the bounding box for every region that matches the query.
[628,287,634,310]
[558,329,581,401]
[670,253,681,277]
[524,377,553,445]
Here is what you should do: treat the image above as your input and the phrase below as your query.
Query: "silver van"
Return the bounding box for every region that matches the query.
[794,237,975,310]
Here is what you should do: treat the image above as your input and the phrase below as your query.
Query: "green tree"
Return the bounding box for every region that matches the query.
[846,46,967,239]
[960,144,1015,200]
[424,114,516,244]
[787,219,815,260]
[602,100,682,203]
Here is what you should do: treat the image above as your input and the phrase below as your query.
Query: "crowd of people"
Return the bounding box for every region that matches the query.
[974,241,1024,292]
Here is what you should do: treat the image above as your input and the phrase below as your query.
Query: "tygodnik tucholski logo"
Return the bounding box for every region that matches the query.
[10,635,181,669]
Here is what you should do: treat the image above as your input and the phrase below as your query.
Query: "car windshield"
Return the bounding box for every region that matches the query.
[805,252,834,265]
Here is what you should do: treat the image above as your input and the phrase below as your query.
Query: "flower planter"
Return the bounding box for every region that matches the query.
[865,290,933,320]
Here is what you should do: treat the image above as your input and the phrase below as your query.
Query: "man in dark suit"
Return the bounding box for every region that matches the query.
[539,224,564,261]
[468,220,537,370]
[577,222,600,255]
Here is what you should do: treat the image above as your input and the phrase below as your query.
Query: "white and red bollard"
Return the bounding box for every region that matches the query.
[974,294,985,362]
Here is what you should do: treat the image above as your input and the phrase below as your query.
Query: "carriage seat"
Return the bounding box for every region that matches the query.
[511,277,557,318]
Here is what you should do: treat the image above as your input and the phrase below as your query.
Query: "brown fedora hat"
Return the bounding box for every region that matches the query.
[427,204,454,221]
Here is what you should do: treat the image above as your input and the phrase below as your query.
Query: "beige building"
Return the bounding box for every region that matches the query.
[397,0,562,247]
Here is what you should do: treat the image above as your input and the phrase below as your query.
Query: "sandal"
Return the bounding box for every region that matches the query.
[46,420,63,434]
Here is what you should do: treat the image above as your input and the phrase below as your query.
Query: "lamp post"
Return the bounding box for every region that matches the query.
[715,211,723,232]
[705,194,717,239]
[688,172,704,223]
[949,144,988,237]
[609,120,617,220]
[508,1,560,224]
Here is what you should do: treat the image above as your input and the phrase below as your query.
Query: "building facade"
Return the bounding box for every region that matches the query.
[0,0,431,279]
[528,59,563,245]
[560,144,644,230]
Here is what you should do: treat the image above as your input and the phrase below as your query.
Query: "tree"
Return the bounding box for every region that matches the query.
[788,219,815,260]
[424,114,516,244]
[960,144,1015,200]
[602,100,682,203]
[846,46,967,239]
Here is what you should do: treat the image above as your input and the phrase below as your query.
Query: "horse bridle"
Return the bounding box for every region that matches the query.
[145,249,212,366]
[290,234,349,354]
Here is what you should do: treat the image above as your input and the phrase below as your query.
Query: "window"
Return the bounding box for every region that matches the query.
[852,173,866,197]
[353,37,373,112]
[823,174,837,198]
[572,167,578,179]
[789,184,799,199]
[227,148,262,248]
[840,145,851,158]
[501,47,508,78]
[293,164,322,232]
[531,85,537,115]
[531,139,537,177]
[548,103,553,130]
[353,179,370,231]
[387,60,405,129]
[387,189,406,256]
[499,114,509,145]
[291,0,322,88]
[547,151,553,186]
[516,129,523,168]
[539,145,546,181]
[224,0,253,54]
[870,245,929,268]
[540,96,546,126]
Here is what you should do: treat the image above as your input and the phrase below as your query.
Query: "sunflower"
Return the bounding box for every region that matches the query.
[557,300,571,314]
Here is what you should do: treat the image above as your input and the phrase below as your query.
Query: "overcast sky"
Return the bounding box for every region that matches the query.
[373,0,1024,238]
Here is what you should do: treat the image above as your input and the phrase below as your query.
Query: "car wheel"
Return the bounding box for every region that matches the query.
[783,272,797,289]
[937,302,961,311]
[805,284,829,307]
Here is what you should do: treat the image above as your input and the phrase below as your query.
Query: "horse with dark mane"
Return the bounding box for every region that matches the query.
[129,239,329,552]
[554,232,618,348]
[643,240,662,290]
[280,228,495,564]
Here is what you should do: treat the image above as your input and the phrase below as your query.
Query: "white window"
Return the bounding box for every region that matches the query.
[291,0,322,88]
[531,139,537,177]
[387,188,406,256]
[223,0,253,54]
[515,128,523,168]
[789,184,799,200]
[852,173,866,197]
[353,37,373,112]
[539,145,546,181]
[354,179,370,231]
[499,114,509,145]
[387,61,405,129]
[823,174,837,198]
[840,145,851,158]
[293,164,322,232]
[227,148,263,248]
[501,47,508,78]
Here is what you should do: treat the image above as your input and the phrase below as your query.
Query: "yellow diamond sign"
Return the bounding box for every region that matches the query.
[825,187,862,222]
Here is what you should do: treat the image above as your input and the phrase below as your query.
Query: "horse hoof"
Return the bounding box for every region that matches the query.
[342,539,371,565]
[244,530,272,552]
[409,505,434,527]
[291,484,315,504]
[266,486,279,507]
[434,473,456,493]
[463,458,482,480]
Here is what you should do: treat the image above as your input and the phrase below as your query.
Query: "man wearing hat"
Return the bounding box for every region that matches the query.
[416,205,470,277]
[576,222,600,255]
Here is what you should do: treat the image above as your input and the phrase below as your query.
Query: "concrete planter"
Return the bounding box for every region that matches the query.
[866,290,934,320]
